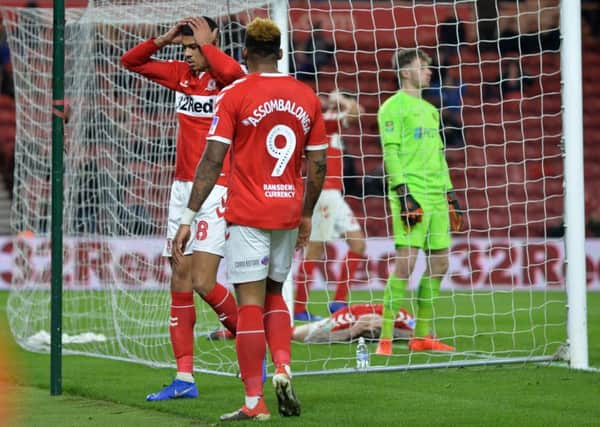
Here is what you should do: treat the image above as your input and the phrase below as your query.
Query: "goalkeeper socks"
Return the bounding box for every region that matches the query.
[264,292,292,366]
[333,250,364,302]
[294,260,316,314]
[170,291,196,374]
[414,277,441,338]
[201,282,238,334]
[237,304,266,397]
[381,274,408,340]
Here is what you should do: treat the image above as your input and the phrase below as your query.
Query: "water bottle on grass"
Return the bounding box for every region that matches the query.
[356,337,370,370]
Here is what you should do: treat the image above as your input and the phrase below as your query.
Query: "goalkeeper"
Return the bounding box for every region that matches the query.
[375,48,463,355]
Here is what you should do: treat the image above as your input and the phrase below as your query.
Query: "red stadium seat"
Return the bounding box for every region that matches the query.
[297,30,600,236]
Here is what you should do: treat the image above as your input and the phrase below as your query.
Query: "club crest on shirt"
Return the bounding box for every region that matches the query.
[207,79,217,91]
[384,120,394,132]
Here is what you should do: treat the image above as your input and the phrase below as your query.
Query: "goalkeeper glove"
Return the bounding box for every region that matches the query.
[447,190,463,232]
[395,184,423,229]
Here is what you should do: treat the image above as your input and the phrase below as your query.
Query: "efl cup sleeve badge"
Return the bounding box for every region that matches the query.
[384,120,394,133]
[209,116,219,134]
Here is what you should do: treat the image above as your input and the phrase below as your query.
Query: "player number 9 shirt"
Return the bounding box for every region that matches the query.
[207,73,328,230]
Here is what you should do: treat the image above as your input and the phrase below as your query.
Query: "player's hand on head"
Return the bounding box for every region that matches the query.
[395,184,424,230]
[172,224,191,265]
[187,16,217,46]
[447,190,464,232]
[296,216,312,250]
[156,21,186,46]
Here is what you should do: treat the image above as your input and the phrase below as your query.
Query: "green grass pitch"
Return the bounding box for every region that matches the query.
[1,290,599,426]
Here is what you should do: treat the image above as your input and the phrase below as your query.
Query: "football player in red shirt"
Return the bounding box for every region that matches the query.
[292,303,414,343]
[294,91,367,320]
[121,17,245,401]
[173,17,328,421]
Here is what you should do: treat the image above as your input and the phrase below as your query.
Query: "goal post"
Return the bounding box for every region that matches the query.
[50,0,66,396]
[560,0,588,370]
[0,0,591,378]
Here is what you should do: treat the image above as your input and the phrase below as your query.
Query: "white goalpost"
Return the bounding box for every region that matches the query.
[560,0,588,370]
[0,0,589,376]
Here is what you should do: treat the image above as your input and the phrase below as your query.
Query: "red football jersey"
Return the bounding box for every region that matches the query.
[330,304,414,332]
[121,39,245,184]
[322,110,347,191]
[207,73,328,229]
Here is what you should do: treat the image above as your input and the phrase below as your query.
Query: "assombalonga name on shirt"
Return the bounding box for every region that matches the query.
[263,183,295,199]
[243,99,311,134]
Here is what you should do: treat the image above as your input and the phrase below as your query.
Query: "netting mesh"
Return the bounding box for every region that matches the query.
[2,0,568,375]
[3,0,273,375]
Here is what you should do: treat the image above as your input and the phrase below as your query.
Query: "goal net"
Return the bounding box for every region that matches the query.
[2,0,571,376]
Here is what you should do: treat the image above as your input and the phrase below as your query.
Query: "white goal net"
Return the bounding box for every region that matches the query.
[2,0,571,376]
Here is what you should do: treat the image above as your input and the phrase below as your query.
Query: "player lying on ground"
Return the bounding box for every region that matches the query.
[121,16,245,401]
[292,303,414,343]
[212,303,414,343]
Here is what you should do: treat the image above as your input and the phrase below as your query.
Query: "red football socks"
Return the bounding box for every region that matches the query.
[264,292,292,366]
[201,282,238,334]
[170,291,196,374]
[236,304,266,397]
[333,250,364,302]
[294,260,316,314]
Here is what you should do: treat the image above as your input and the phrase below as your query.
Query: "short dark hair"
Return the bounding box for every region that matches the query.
[180,25,193,36]
[180,16,219,38]
[244,17,280,58]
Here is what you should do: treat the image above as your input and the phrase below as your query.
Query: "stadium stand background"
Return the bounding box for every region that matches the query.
[0,0,598,238]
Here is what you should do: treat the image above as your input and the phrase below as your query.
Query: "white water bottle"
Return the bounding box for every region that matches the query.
[355,337,370,370]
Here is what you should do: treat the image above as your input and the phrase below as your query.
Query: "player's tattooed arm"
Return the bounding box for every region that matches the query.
[303,149,327,217]
[187,141,229,211]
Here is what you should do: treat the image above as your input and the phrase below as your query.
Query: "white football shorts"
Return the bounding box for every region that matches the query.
[163,180,227,257]
[310,189,361,242]
[225,225,298,284]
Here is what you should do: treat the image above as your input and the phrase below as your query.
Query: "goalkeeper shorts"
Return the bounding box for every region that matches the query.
[388,193,451,250]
